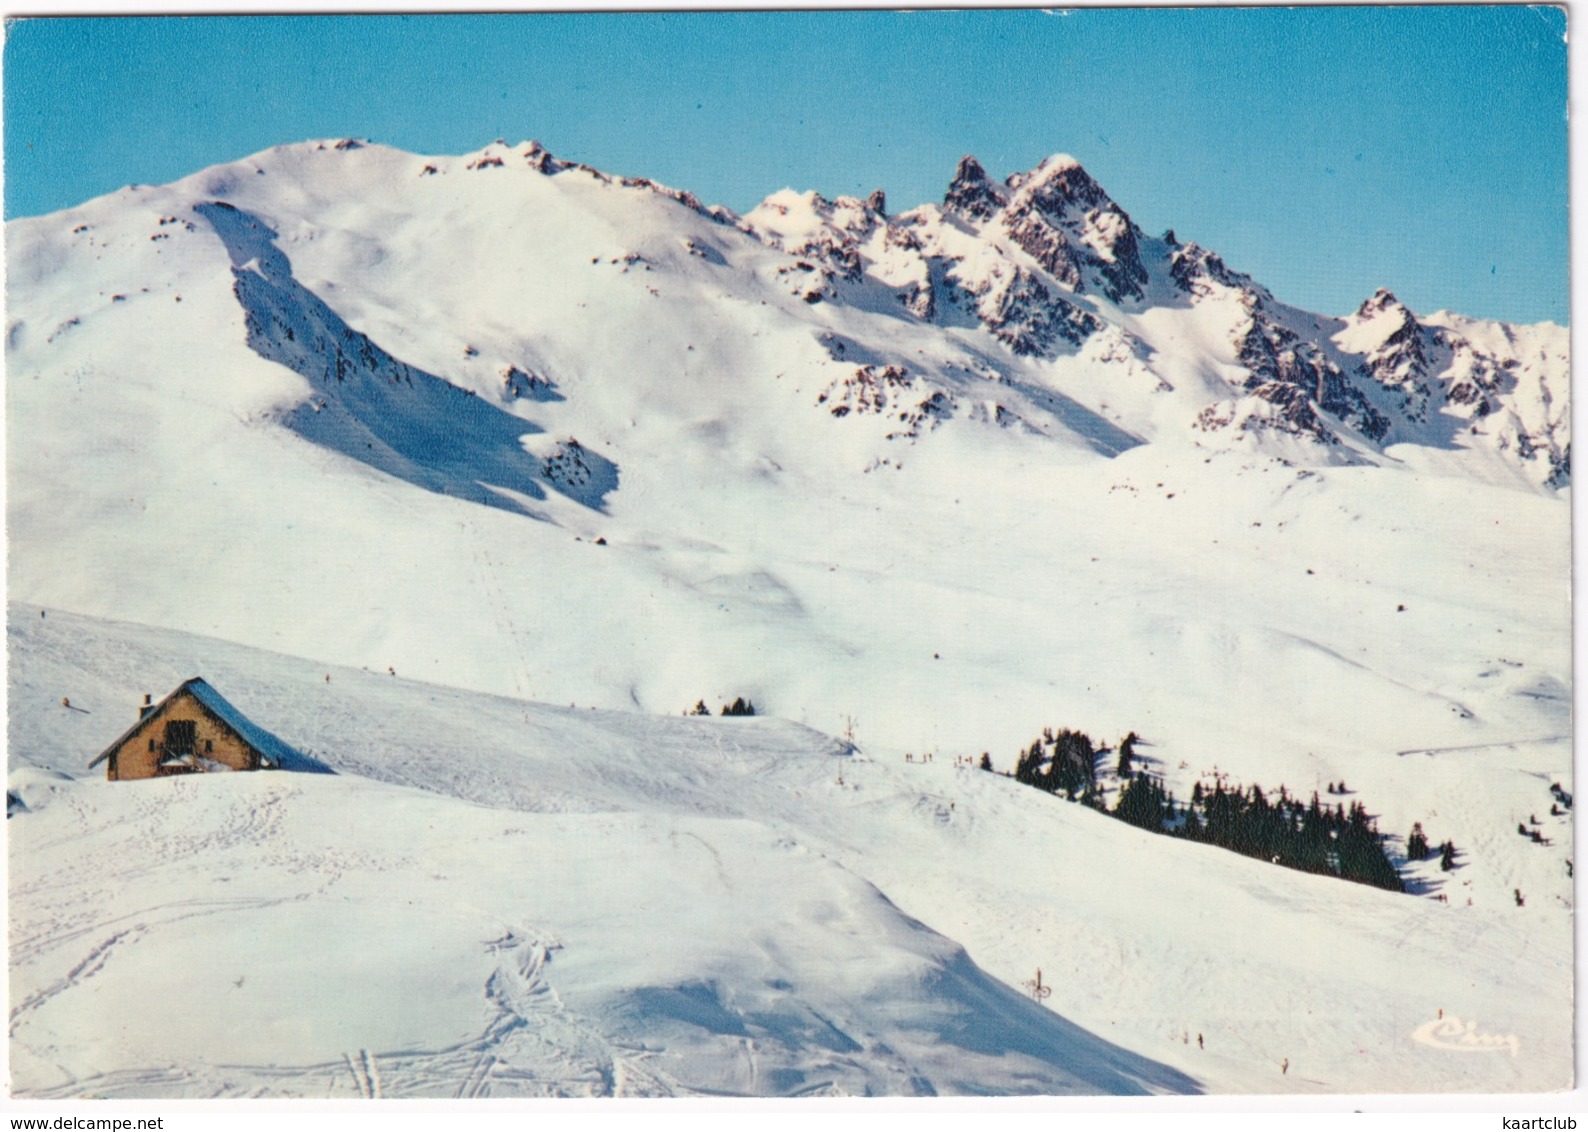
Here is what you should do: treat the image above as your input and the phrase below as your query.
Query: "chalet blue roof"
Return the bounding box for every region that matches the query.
[182,679,298,768]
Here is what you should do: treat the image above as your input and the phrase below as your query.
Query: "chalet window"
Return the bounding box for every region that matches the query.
[148,738,155,752]
[164,720,196,756]
[205,739,213,754]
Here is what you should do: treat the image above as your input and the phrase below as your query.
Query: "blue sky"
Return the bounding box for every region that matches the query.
[2,8,1569,324]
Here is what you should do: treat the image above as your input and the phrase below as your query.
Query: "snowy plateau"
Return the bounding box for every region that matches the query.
[4,139,1573,1098]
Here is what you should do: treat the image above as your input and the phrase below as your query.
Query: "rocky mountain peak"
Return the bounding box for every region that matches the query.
[944,155,1005,220]
[1169,241,1252,299]
[1344,288,1427,361]
[998,155,1147,305]
[1355,288,1408,321]
[1007,154,1110,217]
[1338,288,1438,420]
[522,139,570,174]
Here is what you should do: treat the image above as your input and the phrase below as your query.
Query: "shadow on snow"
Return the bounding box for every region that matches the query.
[195,201,617,517]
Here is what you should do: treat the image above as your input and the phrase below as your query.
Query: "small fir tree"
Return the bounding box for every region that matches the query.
[1407,822,1429,861]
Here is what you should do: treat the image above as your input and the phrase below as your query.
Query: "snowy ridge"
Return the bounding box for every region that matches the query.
[5,136,1570,746]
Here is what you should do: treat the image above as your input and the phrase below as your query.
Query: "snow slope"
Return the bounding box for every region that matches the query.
[6,607,1572,1096]
[3,141,1572,758]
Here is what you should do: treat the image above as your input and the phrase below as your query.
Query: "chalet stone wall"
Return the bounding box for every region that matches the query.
[106,692,260,780]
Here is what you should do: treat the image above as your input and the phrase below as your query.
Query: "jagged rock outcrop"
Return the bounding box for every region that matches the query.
[977,268,1102,358]
[1001,157,1149,304]
[1230,308,1390,443]
[1169,241,1251,298]
[1345,290,1439,424]
[816,364,956,439]
[943,156,1005,221]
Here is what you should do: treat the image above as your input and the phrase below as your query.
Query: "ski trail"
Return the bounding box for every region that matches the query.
[362,1049,382,1099]
[462,515,534,700]
[10,927,138,1024]
[26,926,639,1100]
[1396,735,1571,757]
[343,1053,368,1099]
[337,1049,382,1099]
[456,1050,495,1100]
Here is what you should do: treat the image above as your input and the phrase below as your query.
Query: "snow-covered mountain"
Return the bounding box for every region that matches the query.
[5,139,1572,1097]
[5,138,1570,750]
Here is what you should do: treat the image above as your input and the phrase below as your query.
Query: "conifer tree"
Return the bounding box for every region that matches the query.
[1015,740,1045,787]
[1407,821,1429,861]
[1115,773,1169,832]
[1116,731,1138,778]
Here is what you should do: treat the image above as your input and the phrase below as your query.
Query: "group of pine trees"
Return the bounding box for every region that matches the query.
[1183,779,1404,892]
[1001,727,1409,893]
[1406,821,1457,871]
[1013,727,1101,802]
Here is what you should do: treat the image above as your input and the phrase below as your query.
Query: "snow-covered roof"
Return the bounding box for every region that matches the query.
[88,677,312,772]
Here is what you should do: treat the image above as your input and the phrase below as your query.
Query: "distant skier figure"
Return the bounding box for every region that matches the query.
[1197,1034,1203,1050]
[1281,1058,1289,1075]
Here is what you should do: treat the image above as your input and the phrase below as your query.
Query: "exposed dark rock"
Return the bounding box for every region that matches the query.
[944,156,1004,221]
[1001,158,1148,303]
[1235,314,1389,442]
[1003,207,1087,290]
[980,269,1102,357]
[1169,243,1248,297]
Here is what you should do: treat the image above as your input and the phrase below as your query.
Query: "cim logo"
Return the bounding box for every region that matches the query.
[1412,1014,1520,1057]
